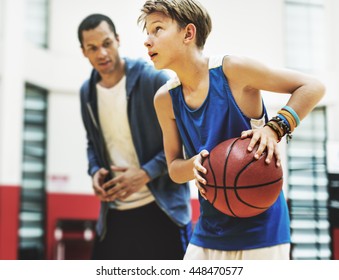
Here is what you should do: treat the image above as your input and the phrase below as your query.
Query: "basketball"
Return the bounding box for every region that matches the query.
[201,137,283,218]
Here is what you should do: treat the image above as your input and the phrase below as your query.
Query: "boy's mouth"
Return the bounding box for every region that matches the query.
[148,52,158,59]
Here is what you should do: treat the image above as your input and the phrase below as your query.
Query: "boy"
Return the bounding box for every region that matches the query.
[138,0,325,260]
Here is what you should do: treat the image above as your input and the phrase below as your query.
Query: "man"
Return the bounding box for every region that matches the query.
[78,13,191,260]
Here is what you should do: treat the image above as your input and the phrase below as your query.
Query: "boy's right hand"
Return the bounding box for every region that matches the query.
[193,150,209,200]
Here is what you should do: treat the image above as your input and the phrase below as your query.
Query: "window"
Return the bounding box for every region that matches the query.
[285,0,329,260]
[285,0,325,72]
[287,108,330,259]
[18,84,48,259]
[25,0,49,48]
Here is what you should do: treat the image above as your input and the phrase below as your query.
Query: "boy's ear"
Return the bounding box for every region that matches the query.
[184,23,196,43]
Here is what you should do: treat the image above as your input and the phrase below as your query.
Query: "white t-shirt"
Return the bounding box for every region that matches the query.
[96,76,155,210]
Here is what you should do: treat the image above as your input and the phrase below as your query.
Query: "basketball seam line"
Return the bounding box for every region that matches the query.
[222,138,239,217]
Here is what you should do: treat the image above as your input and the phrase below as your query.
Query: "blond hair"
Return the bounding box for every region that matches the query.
[138,0,212,49]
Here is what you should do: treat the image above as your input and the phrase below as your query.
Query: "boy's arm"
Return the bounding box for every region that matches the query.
[153,84,196,184]
[224,55,325,120]
[223,55,325,163]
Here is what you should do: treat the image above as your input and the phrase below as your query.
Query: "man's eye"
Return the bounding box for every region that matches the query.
[103,41,112,48]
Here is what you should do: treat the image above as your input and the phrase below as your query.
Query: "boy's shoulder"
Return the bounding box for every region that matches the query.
[208,54,246,70]
[166,55,226,90]
[166,75,181,91]
[209,55,226,69]
[210,54,251,67]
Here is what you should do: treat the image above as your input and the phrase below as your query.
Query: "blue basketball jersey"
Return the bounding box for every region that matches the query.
[167,56,290,250]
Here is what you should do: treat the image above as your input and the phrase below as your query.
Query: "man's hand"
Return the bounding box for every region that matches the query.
[102,166,151,201]
[92,168,110,201]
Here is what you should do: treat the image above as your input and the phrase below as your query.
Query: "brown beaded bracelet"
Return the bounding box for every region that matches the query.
[264,121,283,142]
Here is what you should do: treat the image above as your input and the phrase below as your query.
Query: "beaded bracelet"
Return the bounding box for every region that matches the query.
[271,116,290,134]
[264,121,283,142]
[270,116,293,143]
[277,114,291,131]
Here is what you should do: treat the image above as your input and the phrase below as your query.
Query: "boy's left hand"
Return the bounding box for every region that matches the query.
[241,127,281,167]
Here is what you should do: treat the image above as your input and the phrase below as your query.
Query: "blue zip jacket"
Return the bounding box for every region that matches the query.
[80,58,191,238]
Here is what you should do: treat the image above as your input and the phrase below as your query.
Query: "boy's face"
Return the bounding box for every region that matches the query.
[81,21,120,76]
[144,12,186,70]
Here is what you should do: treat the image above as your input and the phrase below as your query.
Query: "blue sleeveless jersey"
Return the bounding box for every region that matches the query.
[168,56,290,250]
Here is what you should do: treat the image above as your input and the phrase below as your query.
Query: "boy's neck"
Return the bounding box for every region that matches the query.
[175,55,209,88]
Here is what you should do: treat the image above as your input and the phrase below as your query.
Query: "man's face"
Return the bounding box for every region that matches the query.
[81,21,120,75]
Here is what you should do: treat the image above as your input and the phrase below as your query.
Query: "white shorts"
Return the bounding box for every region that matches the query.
[184,243,290,260]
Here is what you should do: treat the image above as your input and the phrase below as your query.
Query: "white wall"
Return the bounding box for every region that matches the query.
[202,0,284,63]
[324,0,339,142]
[0,0,25,186]
[46,91,89,193]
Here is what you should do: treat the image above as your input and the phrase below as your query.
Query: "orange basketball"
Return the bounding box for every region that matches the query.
[201,137,283,218]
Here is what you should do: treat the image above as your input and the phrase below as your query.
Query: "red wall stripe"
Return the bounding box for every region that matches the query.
[332,228,339,260]
[45,194,200,260]
[0,185,20,260]
[0,186,199,260]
